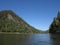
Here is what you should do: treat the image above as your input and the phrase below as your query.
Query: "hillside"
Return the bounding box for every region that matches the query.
[49,11,60,34]
[0,10,40,33]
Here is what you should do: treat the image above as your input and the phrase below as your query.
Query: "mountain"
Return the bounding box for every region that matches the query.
[49,11,60,34]
[39,30,49,34]
[0,10,40,33]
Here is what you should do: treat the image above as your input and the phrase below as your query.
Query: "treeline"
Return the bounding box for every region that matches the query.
[49,11,60,34]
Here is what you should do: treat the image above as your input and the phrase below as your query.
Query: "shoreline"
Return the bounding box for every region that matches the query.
[0,32,45,34]
[0,32,34,34]
[0,32,48,34]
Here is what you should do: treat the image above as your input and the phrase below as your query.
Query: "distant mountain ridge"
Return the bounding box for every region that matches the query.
[0,10,40,33]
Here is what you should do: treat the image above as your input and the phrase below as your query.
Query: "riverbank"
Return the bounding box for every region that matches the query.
[0,32,34,34]
[0,32,48,34]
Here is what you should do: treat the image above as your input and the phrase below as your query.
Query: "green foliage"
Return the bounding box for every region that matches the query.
[49,11,60,34]
[0,10,40,33]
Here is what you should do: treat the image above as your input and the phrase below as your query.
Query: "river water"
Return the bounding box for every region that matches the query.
[0,34,60,45]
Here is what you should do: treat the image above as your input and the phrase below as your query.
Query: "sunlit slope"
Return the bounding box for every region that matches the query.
[0,10,40,33]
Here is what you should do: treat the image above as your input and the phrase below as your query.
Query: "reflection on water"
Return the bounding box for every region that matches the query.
[0,34,31,45]
[0,34,60,45]
[50,34,60,45]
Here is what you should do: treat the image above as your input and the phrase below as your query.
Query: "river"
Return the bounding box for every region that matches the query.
[0,34,60,45]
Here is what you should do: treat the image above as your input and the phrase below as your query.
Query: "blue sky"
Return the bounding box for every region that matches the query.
[0,0,60,31]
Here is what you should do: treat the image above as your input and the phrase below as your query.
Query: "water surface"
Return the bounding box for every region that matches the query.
[0,34,60,45]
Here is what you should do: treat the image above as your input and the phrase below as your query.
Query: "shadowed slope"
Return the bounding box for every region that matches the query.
[49,11,60,34]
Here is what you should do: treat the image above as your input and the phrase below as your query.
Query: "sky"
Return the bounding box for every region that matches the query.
[0,0,60,31]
